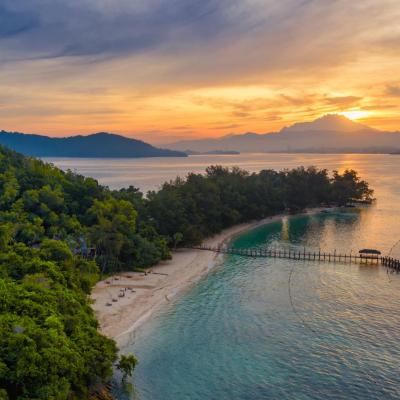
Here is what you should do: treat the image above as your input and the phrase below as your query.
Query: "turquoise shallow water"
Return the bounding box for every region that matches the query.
[101,154,400,400]
[116,212,400,400]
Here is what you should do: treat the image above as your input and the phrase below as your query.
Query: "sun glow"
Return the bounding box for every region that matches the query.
[339,110,370,120]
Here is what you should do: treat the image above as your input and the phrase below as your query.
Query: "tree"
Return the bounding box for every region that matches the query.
[173,232,184,250]
[117,355,138,381]
[331,169,374,205]
[0,224,13,251]
[40,239,73,262]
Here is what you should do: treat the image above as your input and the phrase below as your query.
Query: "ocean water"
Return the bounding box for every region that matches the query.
[45,154,400,399]
[99,154,400,400]
[115,211,400,400]
[44,153,400,194]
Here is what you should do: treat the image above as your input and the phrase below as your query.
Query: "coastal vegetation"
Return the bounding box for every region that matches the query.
[116,355,138,382]
[0,146,168,399]
[0,145,373,399]
[135,166,373,246]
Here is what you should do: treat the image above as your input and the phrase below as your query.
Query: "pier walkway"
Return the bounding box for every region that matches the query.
[192,245,400,271]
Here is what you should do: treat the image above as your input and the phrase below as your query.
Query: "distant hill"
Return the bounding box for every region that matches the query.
[0,131,187,158]
[184,149,240,155]
[164,115,400,154]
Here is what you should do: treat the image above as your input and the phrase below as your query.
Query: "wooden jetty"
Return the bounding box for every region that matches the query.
[381,256,400,271]
[192,245,400,271]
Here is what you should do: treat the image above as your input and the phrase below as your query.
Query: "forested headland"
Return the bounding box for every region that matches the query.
[0,145,373,399]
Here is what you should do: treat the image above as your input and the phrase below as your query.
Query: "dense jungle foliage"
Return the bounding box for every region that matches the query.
[0,145,372,399]
[121,165,373,246]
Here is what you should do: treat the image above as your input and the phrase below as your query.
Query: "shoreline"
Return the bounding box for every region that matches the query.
[91,207,328,347]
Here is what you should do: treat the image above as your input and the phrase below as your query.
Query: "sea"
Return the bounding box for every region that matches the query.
[46,153,400,400]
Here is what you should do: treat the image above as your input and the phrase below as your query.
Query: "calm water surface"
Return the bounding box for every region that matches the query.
[48,154,400,399]
[44,153,399,193]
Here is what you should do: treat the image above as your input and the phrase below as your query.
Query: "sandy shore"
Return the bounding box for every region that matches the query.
[91,208,327,346]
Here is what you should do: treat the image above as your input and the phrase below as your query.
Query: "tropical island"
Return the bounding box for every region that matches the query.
[0,145,373,399]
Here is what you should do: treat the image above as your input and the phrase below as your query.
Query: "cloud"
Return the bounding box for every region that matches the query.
[170,126,193,131]
[0,0,398,93]
[386,85,400,97]
[210,124,242,130]
[0,1,396,66]
[281,94,311,106]
[0,0,242,62]
[324,95,362,107]
[0,5,38,38]
[363,103,397,111]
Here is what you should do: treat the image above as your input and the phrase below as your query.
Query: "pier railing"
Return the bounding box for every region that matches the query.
[381,256,400,270]
[192,245,400,271]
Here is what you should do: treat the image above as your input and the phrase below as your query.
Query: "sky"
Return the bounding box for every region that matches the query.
[1,0,400,144]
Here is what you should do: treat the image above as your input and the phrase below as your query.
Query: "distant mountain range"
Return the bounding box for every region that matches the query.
[184,150,240,155]
[0,131,186,158]
[3,115,400,158]
[164,115,400,153]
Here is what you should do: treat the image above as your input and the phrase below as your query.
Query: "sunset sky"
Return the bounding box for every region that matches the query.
[1,0,400,143]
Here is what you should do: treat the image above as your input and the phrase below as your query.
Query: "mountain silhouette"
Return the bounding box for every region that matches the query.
[0,131,186,158]
[165,114,399,153]
[281,114,373,133]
